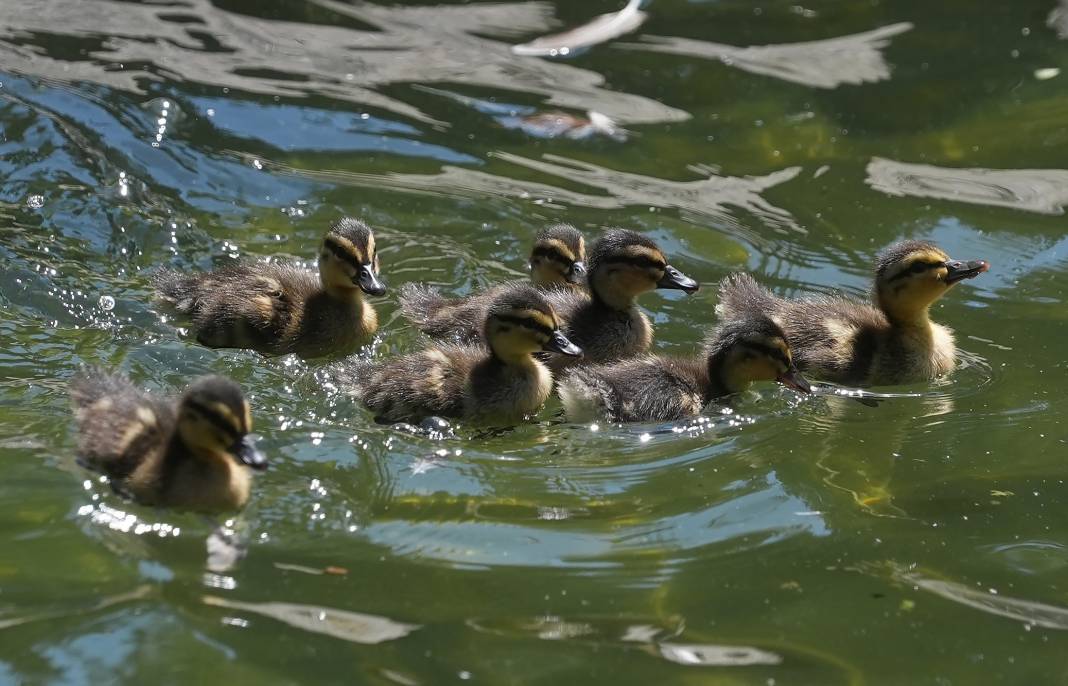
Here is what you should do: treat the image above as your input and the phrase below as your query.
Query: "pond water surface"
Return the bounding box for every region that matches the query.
[2,0,1068,683]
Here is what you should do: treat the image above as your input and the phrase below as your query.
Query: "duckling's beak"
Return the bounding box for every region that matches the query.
[657,265,700,294]
[356,265,387,296]
[234,435,268,471]
[568,261,587,284]
[944,258,989,285]
[543,330,583,357]
[777,366,812,394]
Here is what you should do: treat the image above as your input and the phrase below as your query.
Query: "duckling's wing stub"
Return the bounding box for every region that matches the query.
[398,283,449,326]
[715,273,777,319]
[69,369,173,480]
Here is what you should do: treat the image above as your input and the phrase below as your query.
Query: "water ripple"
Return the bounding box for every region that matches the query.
[866,157,1068,215]
[619,22,913,89]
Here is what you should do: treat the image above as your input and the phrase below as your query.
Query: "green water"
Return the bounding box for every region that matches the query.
[2,0,1068,682]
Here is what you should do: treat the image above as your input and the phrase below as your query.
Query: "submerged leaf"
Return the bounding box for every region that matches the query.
[203,595,419,644]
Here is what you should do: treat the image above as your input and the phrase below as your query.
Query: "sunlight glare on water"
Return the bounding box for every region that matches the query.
[1,0,1067,683]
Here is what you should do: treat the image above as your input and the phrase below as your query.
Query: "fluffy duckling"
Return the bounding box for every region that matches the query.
[529,223,587,288]
[345,284,582,424]
[544,228,699,370]
[399,223,586,343]
[69,370,267,512]
[716,240,989,386]
[559,314,811,423]
[154,217,386,357]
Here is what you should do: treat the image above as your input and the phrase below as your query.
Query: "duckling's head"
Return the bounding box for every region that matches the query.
[530,223,587,287]
[319,217,387,297]
[587,229,699,309]
[484,285,582,362]
[706,316,811,395]
[176,376,267,471]
[873,240,988,323]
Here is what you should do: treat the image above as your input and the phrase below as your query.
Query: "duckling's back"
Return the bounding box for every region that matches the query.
[398,282,511,343]
[70,371,174,480]
[560,355,706,423]
[342,346,474,422]
[717,273,891,384]
[155,261,320,353]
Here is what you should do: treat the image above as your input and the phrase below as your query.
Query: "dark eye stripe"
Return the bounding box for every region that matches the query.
[494,314,554,338]
[186,400,242,439]
[324,239,370,270]
[603,255,666,270]
[741,341,790,367]
[531,246,573,264]
[888,261,942,281]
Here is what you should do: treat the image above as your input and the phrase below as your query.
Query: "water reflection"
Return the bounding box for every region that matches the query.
[0,0,686,126]
[1050,0,1068,38]
[269,152,802,233]
[202,595,419,644]
[620,23,913,89]
[867,157,1068,215]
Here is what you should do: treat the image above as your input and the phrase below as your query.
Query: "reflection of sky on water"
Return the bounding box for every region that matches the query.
[1,74,317,214]
[620,23,913,89]
[867,157,1068,216]
[365,472,825,570]
[267,152,802,234]
[0,0,687,126]
[194,97,477,162]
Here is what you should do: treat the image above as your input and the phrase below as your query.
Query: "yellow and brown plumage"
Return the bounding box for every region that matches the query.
[341,284,582,424]
[399,223,586,343]
[154,217,386,357]
[558,314,810,423]
[716,240,989,386]
[69,370,267,512]
[542,228,699,371]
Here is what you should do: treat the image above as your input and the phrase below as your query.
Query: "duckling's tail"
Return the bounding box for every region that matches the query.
[69,367,134,409]
[398,283,448,326]
[715,272,776,319]
[152,269,200,313]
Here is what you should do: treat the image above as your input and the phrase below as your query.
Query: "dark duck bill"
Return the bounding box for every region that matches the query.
[944,259,989,285]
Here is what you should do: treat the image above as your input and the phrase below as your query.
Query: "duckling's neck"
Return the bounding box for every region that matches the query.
[877,295,935,332]
[323,282,366,305]
[488,347,540,369]
[590,284,636,312]
[704,351,752,399]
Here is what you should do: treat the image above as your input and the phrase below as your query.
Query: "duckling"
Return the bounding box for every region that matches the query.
[716,240,989,386]
[154,217,386,357]
[343,284,582,424]
[559,314,811,423]
[529,223,587,288]
[399,223,586,343]
[69,370,267,512]
[543,228,699,370]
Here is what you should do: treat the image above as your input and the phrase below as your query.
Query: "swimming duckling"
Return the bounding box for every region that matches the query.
[69,370,267,512]
[544,228,699,370]
[154,217,386,357]
[716,240,989,386]
[344,284,582,424]
[399,223,586,343]
[559,314,810,423]
[529,223,587,288]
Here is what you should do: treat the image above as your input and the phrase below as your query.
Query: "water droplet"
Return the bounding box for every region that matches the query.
[26,194,44,209]
[99,295,115,311]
